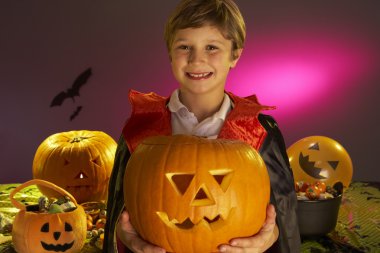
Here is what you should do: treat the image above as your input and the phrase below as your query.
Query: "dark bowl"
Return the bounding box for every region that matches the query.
[297,194,342,237]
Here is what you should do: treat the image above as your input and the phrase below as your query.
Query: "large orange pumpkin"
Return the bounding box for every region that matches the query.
[33,130,117,203]
[11,179,87,253]
[124,135,270,253]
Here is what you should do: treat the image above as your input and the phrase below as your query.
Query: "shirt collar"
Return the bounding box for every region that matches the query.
[167,89,186,113]
[168,89,232,121]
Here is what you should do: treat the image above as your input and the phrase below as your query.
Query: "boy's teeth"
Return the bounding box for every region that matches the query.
[189,72,210,78]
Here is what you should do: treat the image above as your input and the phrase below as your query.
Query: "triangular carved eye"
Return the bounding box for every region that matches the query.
[166,173,195,195]
[91,156,101,166]
[308,143,320,150]
[328,161,339,170]
[209,169,233,192]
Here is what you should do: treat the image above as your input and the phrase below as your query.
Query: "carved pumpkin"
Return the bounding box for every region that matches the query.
[287,136,353,189]
[32,130,117,203]
[124,135,270,253]
[11,179,87,253]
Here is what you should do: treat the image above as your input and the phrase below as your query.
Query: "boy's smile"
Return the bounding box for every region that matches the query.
[170,25,241,98]
[186,72,213,80]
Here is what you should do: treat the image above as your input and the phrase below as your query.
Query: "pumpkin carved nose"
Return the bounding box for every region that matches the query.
[194,188,207,200]
[191,185,215,206]
[53,232,61,241]
[75,171,88,179]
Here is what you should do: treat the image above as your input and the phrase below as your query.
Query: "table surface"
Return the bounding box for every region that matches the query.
[1,181,379,253]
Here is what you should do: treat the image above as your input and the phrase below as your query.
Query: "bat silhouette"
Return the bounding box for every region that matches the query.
[70,106,82,121]
[50,68,92,107]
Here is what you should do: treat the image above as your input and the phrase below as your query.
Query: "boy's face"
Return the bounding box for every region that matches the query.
[170,25,241,97]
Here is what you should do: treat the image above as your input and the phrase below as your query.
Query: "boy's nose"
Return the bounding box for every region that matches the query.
[188,49,206,64]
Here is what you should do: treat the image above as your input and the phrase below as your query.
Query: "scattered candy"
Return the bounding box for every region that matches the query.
[96,218,106,229]
[315,181,327,193]
[91,229,99,237]
[38,196,49,211]
[80,201,107,250]
[305,185,320,200]
[26,194,78,214]
[86,231,93,239]
[48,203,64,214]
[296,181,340,200]
[60,201,76,212]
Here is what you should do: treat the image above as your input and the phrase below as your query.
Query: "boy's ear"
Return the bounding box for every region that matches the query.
[231,48,243,68]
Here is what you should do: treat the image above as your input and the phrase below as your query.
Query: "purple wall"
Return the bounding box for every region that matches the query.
[0,0,379,183]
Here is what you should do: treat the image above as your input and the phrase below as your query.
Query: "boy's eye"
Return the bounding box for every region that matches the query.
[206,45,218,51]
[178,45,190,50]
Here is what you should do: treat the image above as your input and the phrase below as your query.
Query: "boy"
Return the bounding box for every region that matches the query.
[104,0,300,252]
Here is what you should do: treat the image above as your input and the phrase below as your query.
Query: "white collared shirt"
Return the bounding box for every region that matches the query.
[167,89,232,139]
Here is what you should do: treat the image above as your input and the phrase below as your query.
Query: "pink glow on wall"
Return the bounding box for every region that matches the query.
[226,29,375,119]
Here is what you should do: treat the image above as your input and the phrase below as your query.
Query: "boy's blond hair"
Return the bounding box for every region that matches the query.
[164,0,246,59]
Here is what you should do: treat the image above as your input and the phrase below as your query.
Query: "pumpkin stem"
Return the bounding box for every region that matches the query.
[70,137,88,143]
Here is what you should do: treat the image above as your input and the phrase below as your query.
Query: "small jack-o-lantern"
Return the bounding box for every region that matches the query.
[32,130,117,203]
[124,135,270,253]
[287,136,353,189]
[11,179,87,253]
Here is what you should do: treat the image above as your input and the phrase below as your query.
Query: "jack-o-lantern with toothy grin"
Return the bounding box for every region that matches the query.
[287,136,353,189]
[124,135,270,253]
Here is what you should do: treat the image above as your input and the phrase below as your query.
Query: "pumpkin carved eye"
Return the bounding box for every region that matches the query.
[167,173,194,195]
[308,143,320,150]
[41,222,49,232]
[209,169,233,192]
[65,222,73,232]
[91,156,101,166]
[328,161,339,170]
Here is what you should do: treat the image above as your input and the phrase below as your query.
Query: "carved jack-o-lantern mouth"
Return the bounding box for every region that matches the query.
[156,209,233,230]
[40,222,75,252]
[298,143,339,180]
[41,241,74,252]
[66,171,92,189]
[66,185,93,190]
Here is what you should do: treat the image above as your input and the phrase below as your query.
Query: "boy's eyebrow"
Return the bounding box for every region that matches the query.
[207,39,224,45]
[173,38,225,45]
[173,38,188,43]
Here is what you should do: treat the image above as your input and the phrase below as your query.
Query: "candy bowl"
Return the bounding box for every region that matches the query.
[296,182,343,237]
[297,194,342,237]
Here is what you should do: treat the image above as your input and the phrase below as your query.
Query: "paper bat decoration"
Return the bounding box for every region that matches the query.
[70,106,82,121]
[50,68,92,107]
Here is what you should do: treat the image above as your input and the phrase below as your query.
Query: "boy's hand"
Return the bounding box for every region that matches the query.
[116,210,166,253]
[218,204,278,253]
